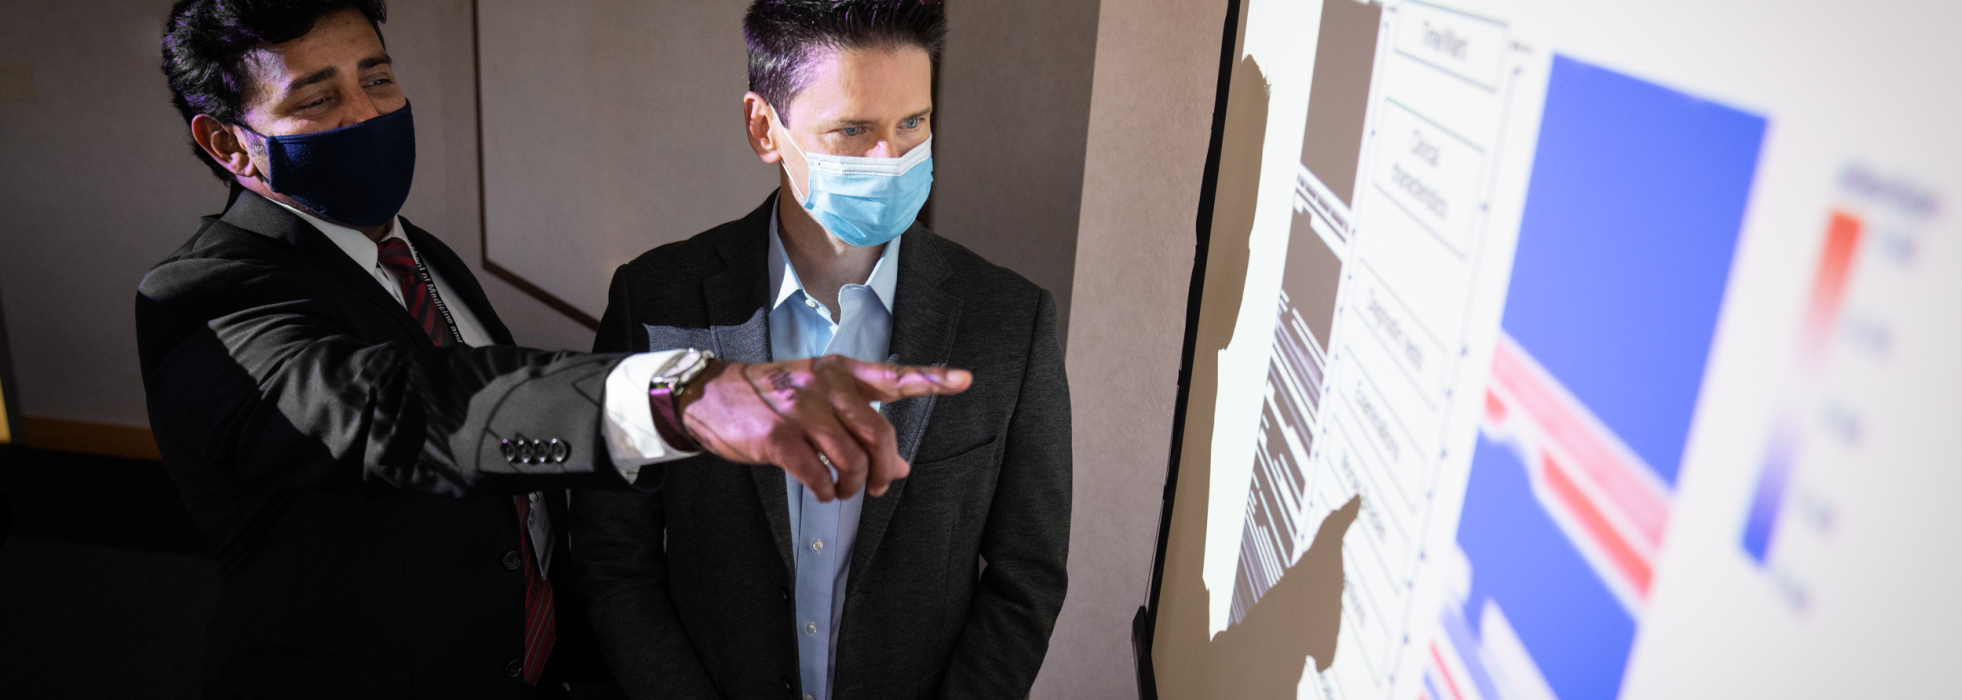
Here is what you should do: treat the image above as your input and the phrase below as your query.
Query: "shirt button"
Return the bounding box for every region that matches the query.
[805,696,815,700]
[805,298,817,308]
[502,551,522,570]
[806,622,817,635]
[811,539,824,553]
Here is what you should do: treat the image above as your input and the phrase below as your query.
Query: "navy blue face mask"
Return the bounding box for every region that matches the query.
[247,101,417,227]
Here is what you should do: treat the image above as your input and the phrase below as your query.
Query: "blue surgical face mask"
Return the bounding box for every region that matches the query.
[775,108,933,247]
[245,102,417,228]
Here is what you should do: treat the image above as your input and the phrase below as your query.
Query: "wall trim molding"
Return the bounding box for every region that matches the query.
[469,0,601,331]
[20,417,162,461]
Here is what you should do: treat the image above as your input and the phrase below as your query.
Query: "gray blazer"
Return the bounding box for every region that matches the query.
[573,194,1071,700]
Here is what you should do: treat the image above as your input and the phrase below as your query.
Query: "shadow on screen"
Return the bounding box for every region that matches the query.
[1204,494,1360,698]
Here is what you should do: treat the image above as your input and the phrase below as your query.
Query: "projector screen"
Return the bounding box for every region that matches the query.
[1143,1,1960,699]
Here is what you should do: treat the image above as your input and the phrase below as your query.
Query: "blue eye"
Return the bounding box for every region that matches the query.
[902,118,922,129]
[840,126,865,137]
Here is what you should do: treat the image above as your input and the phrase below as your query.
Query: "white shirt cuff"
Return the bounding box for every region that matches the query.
[602,350,700,483]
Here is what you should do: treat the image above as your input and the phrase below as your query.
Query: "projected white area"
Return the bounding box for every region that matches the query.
[1154,1,1962,699]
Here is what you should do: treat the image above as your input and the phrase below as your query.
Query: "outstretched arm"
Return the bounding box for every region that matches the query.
[139,254,641,496]
[140,255,972,499]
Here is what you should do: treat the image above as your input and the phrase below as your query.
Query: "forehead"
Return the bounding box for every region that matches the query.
[240,8,384,94]
[789,44,932,118]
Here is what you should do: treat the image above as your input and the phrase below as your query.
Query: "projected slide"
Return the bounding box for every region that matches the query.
[1427,56,1765,700]
[1148,0,1962,698]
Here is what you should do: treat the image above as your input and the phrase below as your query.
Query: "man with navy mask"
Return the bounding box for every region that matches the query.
[573,2,1072,698]
[139,1,972,696]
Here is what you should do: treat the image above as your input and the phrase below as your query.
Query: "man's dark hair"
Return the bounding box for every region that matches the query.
[161,0,388,181]
[744,0,946,123]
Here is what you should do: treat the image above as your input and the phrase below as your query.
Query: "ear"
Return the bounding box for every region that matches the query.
[191,114,261,180]
[743,92,782,164]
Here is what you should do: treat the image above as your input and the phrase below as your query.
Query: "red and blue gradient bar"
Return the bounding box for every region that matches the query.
[1741,418,1799,563]
[1801,211,1864,369]
[1742,210,1863,564]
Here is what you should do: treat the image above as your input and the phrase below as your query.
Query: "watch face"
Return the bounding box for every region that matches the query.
[653,348,703,383]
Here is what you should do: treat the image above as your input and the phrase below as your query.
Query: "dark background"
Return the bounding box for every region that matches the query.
[0,446,215,698]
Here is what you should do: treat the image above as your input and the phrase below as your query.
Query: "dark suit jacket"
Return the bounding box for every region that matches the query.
[136,190,637,698]
[573,194,1072,700]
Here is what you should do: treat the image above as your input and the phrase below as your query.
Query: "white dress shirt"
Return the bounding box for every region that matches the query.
[768,209,901,700]
[275,201,696,572]
[281,204,498,346]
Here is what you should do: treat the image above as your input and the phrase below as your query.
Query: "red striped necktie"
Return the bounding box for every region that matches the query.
[375,237,556,685]
[514,496,557,686]
[375,238,457,346]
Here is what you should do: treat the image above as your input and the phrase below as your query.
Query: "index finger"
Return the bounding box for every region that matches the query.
[844,359,973,403]
[832,392,909,496]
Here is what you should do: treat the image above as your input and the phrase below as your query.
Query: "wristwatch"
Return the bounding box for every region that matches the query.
[648,348,715,452]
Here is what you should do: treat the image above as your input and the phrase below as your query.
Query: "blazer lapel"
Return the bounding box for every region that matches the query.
[849,225,962,586]
[401,219,516,346]
[221,191,428,344]
[705,195,796,574]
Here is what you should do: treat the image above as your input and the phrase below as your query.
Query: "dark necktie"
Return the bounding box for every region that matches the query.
[376,238,556,685]
[376,238,456,346]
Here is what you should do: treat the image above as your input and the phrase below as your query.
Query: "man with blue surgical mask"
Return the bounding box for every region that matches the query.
[139,1,970,696]
[574,1,1073,699]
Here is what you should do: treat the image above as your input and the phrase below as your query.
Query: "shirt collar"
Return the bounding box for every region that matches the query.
[270,198,406,270]
[767,204,900,316]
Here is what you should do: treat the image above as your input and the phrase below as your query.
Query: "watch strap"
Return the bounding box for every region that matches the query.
[648,382,702,453]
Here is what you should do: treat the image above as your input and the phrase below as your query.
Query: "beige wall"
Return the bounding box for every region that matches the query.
[1037,0,1230,697]
[0,0,213,427]
[399,0,603,353]
[473,0,777,324]
[934,0,1101,343]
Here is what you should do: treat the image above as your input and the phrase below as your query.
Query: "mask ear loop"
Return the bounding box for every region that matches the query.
[769,104,813,206]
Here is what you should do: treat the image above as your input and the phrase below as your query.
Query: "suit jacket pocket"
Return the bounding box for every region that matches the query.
[904,436,1000,513]
[242,645,413,699]
[908,436,999,473]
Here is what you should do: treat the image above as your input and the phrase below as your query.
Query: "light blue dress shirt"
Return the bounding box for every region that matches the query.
[768,209,901,700]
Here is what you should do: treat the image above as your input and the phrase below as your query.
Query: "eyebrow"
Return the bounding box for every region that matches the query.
[833,107,935,128]
[283,54,392,93]
[286,66,338,92]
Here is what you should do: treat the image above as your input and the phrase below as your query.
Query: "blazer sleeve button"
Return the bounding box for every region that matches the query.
[502,551,522,570]
[500,439,515,462]
[548,439,570,463]
[503,659,523,678]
